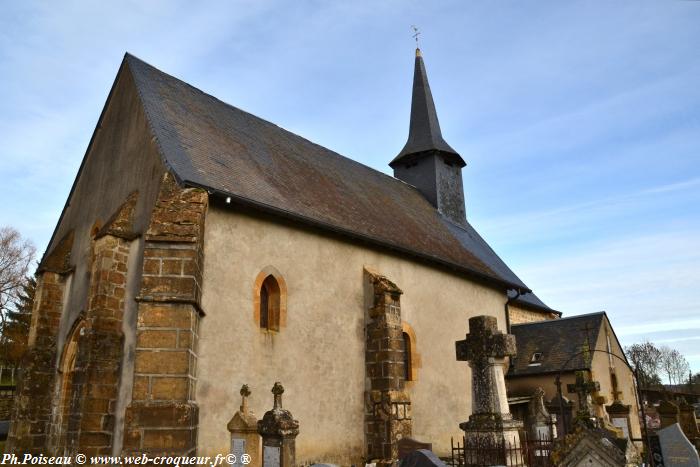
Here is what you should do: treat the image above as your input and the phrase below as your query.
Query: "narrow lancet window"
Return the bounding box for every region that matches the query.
[402,331,413,381]
[259,275,281,331]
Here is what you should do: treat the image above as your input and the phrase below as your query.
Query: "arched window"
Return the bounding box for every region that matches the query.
[402,331,412,381]
[55,319,85,452]
[259,275,281,331]
[401,322,420,382]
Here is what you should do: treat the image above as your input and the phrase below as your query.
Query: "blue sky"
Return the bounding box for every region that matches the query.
[1,1,699,371]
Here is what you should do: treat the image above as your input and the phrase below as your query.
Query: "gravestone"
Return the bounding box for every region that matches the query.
[567,370,600,426]
[228,384,261,467]
[605,401,632,440]
[552,427,628,467]
[527,387,555,440]
[547,395,574,437]
[657,423,700,467]
[455,315,523,465]
[397,437,432,460]
[398,449,447,467]
[257,382,299,467]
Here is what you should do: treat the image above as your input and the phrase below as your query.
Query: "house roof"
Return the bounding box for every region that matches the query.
[507,312,606,377]
[507,289,561,315]
[120,53,539,292]
[390,49,464,167]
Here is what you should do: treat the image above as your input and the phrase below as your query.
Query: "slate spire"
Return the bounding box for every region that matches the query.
[391,48,468,226]
[391,48,465,167]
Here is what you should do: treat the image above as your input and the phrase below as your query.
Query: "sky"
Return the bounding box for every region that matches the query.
[1,1,699,372]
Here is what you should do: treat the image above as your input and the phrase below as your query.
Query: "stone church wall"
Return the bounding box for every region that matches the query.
[508,304,558,325]
[198,205,509,464]
[7,64,168,455]
[42,65,167,362]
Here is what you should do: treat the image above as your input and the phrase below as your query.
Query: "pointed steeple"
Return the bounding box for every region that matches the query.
[391,48,465,168]
[391,48,468,226]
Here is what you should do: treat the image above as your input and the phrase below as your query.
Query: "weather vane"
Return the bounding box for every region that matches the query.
[411,25,421,47]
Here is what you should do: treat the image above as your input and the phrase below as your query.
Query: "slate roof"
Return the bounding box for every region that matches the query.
[124,53,538,293]
[507,312,606,377]
[391,49,464,167]
[507,289,560,315]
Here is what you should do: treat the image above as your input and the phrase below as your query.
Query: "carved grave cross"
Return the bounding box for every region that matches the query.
[456,315,517,415]
[240,384,251,413]
[567,371,600,414]
[272,381,284,410]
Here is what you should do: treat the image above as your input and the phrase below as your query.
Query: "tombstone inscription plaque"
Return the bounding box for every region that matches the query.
[230,438,246,466]
[263,446,281,467]
[611,418,630,440]
[657,423,700,467]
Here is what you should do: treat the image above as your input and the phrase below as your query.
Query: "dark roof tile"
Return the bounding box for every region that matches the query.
[508,312,605,376]
[125,53,534,292]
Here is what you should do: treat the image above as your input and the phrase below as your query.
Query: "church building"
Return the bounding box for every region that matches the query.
[9,49,625,464]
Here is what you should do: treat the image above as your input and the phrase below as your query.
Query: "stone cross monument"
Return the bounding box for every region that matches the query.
[228,384,261,467]
[455,315,523,453]
[567,371,600,425]
[257,382,299,467]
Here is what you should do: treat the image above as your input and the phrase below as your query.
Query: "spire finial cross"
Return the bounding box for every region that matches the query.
[411,25,421,47]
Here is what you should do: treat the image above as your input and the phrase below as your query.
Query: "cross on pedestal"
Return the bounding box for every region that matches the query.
[567,371,600,415]
[455,315,523,463]
[455,315,517,417]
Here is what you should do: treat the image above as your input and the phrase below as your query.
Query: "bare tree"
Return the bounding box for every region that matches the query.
[660,346,691,386]
[0,226,36,325]
[625,341,663,388]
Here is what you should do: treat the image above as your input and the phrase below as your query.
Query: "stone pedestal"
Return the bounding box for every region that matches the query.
[257,383,299,467]
[456,315,523,465]
[228,385,261,467]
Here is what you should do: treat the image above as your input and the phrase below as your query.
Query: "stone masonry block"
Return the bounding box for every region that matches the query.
[138,304,194,329]
[137,330,178,349]
[135,350,190,375]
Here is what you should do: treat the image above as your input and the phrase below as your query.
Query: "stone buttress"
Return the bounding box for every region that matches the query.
[123,172,207,456]
[364,271,412,464]
[6,232,74,454]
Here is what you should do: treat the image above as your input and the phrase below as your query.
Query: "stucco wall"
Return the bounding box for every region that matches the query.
[590,319,642,441]
[198,206,510,463]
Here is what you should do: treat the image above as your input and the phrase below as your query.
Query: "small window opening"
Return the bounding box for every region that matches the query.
[259,275,280,331]
[529,352,543,366]
[402,331,412,381]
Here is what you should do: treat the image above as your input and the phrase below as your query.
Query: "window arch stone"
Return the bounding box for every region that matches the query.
[401,322,421,382]
[253,266,287,331]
